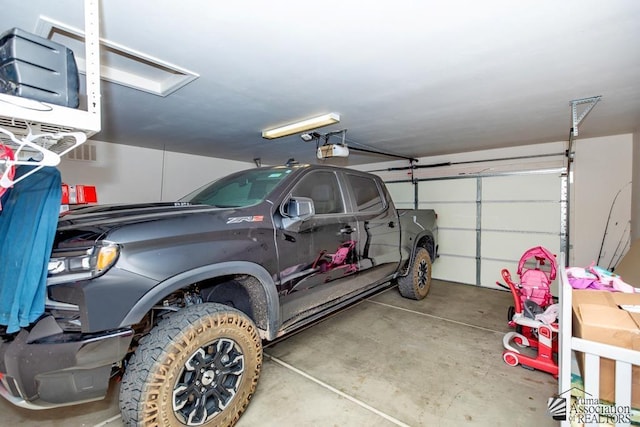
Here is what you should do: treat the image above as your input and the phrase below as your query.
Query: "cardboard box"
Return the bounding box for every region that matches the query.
[571,289,640,407]
[614,238,640,287]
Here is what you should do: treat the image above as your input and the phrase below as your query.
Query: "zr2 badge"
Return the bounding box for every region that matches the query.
[226,215,264,224]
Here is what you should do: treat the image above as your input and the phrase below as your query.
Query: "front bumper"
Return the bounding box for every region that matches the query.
[0,314,133,409]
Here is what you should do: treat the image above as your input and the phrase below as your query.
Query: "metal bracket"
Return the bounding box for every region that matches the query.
[570,96,601,137]
[564,95,601,267]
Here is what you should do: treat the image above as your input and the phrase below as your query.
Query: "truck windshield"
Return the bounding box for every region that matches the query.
[179,167,293,208]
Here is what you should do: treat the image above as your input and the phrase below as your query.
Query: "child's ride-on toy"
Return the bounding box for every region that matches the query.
[497,246,559,378]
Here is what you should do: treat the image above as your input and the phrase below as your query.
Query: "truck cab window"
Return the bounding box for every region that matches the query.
[346,173,384,212]
[292,171,344,215]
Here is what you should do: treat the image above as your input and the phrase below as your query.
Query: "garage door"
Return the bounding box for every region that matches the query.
[386,170,566,291]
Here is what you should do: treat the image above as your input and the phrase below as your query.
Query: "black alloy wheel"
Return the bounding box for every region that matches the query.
[120,303,262,427]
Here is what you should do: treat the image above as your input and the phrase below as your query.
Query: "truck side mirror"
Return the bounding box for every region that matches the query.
[280,196,315,231]
[287,197,314,219]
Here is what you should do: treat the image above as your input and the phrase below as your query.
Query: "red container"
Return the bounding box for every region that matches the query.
[61,183,69,204]
[62,184,97,204]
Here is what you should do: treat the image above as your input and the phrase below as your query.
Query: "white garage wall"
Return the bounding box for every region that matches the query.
[632,130,640,242]
[58,140,253,204]
[158,150,253,201]
[571,134,632,268]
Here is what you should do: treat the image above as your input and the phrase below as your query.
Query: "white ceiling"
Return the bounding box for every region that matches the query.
[2,0,639,166]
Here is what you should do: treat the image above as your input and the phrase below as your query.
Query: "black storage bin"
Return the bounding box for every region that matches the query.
[0,27,79,108]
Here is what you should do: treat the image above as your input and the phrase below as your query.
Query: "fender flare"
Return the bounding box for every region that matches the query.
[119,261,280,340]
[400,231,436,277]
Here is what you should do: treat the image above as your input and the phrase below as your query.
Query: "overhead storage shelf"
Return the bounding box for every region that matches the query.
[0,0,101,187]
[0,96,100,141]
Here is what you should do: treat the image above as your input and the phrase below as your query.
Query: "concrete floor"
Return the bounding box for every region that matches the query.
[1,280,559,426]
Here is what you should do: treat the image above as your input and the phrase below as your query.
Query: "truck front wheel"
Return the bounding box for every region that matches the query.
[119,303,262,426]
[398,247,432,300]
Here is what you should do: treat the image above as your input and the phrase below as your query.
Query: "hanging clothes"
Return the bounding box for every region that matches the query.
[0,165,61,333]
[0,143,16,210]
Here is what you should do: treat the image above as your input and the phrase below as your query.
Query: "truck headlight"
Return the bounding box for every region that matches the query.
[48,241,120,278]
[96,243,119,273]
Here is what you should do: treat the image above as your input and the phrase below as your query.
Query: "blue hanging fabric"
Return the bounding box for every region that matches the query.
[0,165,61,333]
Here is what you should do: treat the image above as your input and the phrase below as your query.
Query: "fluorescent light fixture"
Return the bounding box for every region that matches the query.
[262,113,340,139]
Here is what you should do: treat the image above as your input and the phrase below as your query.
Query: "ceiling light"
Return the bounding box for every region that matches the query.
[262,113,340,139]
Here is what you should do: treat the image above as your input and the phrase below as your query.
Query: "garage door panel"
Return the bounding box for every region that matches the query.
[418,179,476,202]
[483,174,561,201]
[386,183,414,205]
[433,256,476,284]
[420,202,476,228]
[386,170,563,288]
[481,259,518,289]
[482,202,560,233]
[393,201,416,209]
[482,231,560,261]
[438,229,476,257]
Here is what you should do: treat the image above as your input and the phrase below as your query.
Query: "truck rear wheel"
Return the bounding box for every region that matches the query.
[398,247,432,300]
[119,303,262,427]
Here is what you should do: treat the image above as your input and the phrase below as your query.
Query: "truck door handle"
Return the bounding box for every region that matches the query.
[340,226,354,234]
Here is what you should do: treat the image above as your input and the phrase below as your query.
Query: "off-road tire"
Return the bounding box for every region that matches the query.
[119,303,262,427]
[398,247,432,300]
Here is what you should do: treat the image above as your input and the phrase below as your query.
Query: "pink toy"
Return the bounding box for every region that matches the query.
[497,246,559,377]
[514,245,556,308]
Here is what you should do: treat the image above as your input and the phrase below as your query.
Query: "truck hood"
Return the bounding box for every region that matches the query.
[54,202,245,249]
[58,202,217,228]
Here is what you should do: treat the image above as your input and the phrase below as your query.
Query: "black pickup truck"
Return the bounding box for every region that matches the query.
[0,164,437,426]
